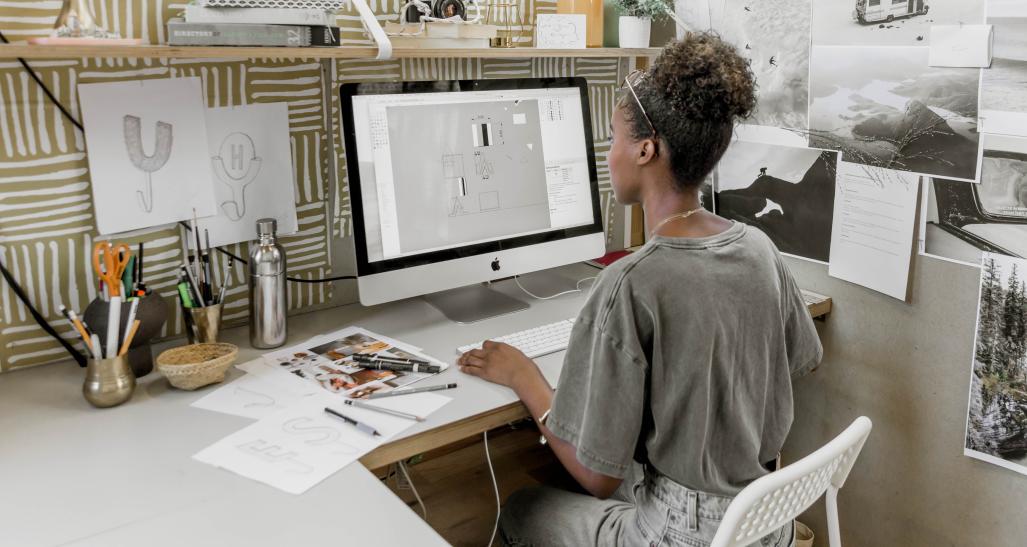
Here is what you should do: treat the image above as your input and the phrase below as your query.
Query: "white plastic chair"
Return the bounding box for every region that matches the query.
[710,416,873,547]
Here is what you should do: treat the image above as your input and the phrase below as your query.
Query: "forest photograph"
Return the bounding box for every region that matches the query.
[966,253,1027,474]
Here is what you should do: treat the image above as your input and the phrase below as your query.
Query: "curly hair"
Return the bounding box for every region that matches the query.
[621,32,757,190]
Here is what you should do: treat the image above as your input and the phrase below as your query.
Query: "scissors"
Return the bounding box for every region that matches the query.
[92,241,132,297]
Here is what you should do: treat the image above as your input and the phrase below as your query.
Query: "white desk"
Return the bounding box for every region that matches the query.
[0,263,830,546]
[0,265,595,547]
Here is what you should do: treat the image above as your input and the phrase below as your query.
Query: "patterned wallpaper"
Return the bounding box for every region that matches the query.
[0,0,628,372]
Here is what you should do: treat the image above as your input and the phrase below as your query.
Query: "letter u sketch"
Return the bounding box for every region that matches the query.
[123,115,173,213]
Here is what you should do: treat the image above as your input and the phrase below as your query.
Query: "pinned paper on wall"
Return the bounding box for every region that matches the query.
[201,103,299,247]
[535,14,586,49]
[828,162,920,301]
[979,6,1027,137]
[78,77,217,235]
[715,140,838,263]
[928,24,994,67]
[964,252,1027,477]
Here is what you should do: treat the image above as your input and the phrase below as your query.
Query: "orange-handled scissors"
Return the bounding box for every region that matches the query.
[92,241,132,297]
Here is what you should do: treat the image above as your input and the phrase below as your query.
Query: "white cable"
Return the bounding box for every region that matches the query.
[398,460,428,520]
[514,275,597,301]
[484,430,500,547]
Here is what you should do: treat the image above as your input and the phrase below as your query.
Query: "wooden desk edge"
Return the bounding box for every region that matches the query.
[362,292,832,469]
[361,401,530,470]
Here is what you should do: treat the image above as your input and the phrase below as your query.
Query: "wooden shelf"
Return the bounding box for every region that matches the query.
[0,43,660,60]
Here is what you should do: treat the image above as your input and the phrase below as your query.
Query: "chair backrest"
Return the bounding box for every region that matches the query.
[710,417,873,547]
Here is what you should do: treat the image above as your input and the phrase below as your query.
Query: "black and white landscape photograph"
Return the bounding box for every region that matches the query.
[813,0,984,46]
[922,134,1027,266]
[714,141,838,262]
[675,0,810,129]
[965,252,1027,476]
[809,46,981,182]
[980,9,1027,137]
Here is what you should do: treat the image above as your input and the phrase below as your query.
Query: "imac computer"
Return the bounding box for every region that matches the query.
[340,78,605,322]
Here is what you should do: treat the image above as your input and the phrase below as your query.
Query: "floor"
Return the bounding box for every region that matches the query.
[374,422,579,546]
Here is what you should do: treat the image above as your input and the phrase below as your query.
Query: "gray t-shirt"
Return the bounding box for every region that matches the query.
[548,222,822,496]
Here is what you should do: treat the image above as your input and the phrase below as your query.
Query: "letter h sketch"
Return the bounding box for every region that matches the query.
[212,132,263,221]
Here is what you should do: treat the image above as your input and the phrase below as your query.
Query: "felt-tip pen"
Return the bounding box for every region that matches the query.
[353,352,429,366]
[324,407,381,437]
[355,359,442,374]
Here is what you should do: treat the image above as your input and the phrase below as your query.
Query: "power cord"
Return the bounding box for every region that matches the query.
[397,460,428,520]
[0,32,355,286]
[513,275,597,300]
[484,430,500,547]
[176,222,356,283]
[0,30,352,367]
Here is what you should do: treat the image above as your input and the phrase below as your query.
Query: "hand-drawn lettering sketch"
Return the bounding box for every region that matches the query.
[212,132,263,221]
[282,417,360,454]
[236,439,314,474]
[201,103,298,247]
[77,77,217,235]
[123,115,173,213]
[235,385,276,409]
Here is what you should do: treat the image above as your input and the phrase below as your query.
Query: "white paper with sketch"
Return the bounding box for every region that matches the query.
[535,14,586,49]
[201,103,299,247]
[928,24,993,67]
[828,162,920,301]
[77,77,217,235]
[192,393,449,494]
[190,363,321,420]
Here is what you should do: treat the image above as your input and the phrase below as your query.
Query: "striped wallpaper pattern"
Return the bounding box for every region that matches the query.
[1,0,627,372]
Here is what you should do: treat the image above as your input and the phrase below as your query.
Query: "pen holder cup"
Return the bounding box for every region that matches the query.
[83,354,136,408]
[83,294,168,378]
[186,303,223,344]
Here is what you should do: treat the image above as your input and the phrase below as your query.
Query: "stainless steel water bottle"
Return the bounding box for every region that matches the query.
[248,218,287,349]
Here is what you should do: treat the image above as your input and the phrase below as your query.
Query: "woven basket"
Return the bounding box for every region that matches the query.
[156,343,239,390]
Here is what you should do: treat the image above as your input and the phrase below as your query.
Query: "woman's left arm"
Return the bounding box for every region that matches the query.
[459,341,623,499]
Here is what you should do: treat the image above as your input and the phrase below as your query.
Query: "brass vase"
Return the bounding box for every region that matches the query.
[83,355,135,408]
[187,302,224,344]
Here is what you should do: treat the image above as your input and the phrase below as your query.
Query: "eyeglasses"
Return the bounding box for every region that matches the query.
[622,69,657,139]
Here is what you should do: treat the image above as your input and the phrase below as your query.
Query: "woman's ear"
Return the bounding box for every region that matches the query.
[636,138,658,166]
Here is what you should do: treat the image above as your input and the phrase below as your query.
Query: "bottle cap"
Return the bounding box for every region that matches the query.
[256,218,277,236]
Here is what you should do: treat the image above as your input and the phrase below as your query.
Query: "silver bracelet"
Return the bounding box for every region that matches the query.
[538,408,551,445]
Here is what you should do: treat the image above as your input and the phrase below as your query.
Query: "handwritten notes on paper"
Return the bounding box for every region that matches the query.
[828,163,920,300]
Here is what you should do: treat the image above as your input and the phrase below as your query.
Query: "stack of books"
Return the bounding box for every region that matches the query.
[168,1,343,47]
[384,22,498,49]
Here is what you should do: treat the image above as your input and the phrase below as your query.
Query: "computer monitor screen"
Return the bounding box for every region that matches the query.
[340,78,605,307]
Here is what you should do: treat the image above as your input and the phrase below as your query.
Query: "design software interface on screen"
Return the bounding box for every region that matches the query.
[351,87,595,262]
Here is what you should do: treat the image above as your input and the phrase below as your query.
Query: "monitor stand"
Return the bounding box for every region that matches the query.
[423,283,529,324]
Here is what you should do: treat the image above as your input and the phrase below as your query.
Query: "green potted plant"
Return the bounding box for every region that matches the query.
[613,0,671,47]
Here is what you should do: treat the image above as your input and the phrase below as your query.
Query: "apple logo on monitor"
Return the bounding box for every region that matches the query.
[491,258,501,271]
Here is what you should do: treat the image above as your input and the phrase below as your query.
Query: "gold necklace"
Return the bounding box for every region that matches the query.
[648,207,705,239]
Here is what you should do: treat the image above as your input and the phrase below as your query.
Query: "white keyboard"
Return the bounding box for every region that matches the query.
[456,319,575,359]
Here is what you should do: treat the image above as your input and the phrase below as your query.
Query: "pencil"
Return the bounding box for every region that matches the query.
[60,305,92,354]
[118,320,141,356]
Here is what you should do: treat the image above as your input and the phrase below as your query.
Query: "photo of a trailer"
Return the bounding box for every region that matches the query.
[854,0,929,24]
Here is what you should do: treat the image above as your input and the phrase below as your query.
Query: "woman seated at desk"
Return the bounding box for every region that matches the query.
[458,32,822,547]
